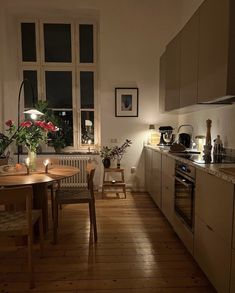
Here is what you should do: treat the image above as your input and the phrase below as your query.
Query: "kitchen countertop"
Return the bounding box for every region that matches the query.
[145,145,235,184]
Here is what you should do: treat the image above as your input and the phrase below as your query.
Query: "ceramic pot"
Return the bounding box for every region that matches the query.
[103,158,111,168]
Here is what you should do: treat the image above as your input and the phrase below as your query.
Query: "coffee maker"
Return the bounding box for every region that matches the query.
[158,126,174,146]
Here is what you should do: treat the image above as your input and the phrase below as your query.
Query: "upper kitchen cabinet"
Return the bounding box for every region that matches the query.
[198,0,235,102]
[165,33,181,111]
[180,10,199,107]
[159,52,166,113]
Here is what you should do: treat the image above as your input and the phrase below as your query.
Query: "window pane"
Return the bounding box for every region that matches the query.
[23,70,38,108]
[45,71,72,108]
[80,71,94,109]
[53,110,73,146]
[21,23,37,62]
[44,24,72,62]
[81,111,94,144]
[79,24,94,63]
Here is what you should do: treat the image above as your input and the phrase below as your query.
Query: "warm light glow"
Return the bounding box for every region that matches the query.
[30,113,37,120]
[25,157,30,166]
[43,159,50,167]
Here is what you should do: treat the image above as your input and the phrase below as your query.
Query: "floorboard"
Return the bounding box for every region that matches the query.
[0,192,215,292]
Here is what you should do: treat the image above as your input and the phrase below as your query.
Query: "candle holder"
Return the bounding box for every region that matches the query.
[25,157,30,175]
[43,159,50,173]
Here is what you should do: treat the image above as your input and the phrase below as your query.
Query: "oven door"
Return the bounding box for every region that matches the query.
[174,173,194,230]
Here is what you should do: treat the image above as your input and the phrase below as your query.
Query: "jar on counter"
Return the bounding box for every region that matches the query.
[195,135,206,153]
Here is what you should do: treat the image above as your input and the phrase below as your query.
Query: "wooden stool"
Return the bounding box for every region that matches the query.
[102,168,126,198]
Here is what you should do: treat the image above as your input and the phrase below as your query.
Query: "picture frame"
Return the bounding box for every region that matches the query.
[115,87,139,117]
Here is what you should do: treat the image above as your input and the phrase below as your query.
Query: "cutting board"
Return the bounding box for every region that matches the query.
[219,167,235,177]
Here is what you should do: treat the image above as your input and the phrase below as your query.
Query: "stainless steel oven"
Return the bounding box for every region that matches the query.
[174,161,195,231]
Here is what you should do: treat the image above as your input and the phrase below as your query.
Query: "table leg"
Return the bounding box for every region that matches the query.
[33,183,48,234]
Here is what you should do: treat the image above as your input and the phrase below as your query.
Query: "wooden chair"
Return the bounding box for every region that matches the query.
[0,186,44,289]
[53,164,97,244]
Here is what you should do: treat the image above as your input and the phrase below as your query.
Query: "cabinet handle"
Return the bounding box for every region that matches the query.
[206,224,214,232]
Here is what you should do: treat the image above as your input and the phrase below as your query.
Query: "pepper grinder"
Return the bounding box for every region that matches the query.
[206,119,212,146]
[203,119,212,156]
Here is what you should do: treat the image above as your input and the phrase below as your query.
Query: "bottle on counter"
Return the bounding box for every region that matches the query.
[213,135,223,155]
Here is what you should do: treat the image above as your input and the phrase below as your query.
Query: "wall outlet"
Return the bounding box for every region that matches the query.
[131,167,136,174]
[110,138,118,143]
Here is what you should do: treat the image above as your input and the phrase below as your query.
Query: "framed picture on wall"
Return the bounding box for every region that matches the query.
[115,87,139,117]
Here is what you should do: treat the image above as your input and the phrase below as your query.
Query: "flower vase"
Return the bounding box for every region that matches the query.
[28,150,37,172]
[103,158,111,168]
[117,159,121,169]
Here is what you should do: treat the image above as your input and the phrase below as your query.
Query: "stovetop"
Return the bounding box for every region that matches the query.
[174,153,235,164]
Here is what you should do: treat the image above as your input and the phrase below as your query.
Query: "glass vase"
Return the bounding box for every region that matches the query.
[117,159,121,169]
[28,150,37,172]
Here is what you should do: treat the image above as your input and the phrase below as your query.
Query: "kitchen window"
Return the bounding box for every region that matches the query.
[19,19,99,150]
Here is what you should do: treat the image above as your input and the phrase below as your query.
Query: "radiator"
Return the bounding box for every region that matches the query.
[54,155,91,188]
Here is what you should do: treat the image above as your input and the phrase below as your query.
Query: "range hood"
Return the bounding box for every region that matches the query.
[197,95,235,105]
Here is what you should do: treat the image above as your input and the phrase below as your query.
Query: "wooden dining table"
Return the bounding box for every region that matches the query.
[0,165,79,233]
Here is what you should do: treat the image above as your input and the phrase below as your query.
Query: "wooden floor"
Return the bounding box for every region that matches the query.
[0,192,215,293]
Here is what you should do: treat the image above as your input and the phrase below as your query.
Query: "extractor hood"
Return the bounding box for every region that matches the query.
[197,95,235,105]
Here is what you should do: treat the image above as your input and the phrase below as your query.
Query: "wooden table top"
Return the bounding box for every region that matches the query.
[0,165,79,186]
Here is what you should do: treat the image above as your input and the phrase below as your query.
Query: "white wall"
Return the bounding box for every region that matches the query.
[178,0,235,149]
[0,0,190,190]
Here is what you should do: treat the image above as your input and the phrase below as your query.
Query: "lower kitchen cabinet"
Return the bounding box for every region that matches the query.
[231,250,235,293]
[151,150,162,208]
[195,170,234,292]
[145,147,162,208]
[145,147,152,195]
[161,154,175,225]
[195,215,231,293]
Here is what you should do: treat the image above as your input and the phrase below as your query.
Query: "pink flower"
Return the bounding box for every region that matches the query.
[34,121,56,132]
[46,122,56,132]
[20,121,32,128]
[5,120,13,127]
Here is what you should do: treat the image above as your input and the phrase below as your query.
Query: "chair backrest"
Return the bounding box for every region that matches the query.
[86,163,96,199]
[0,186,33,230]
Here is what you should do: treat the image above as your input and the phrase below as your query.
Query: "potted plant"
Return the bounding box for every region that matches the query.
[100,146,113,168]
[35,101,72,153]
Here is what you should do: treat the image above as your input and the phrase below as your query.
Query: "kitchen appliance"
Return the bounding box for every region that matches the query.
[158,126,174,146]
[178,133,191,148]
[176,124,194,148]
[174,161,195,230]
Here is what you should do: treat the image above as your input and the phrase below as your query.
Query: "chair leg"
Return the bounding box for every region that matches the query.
[50,186,54,220]
[89,201,97,242]
[53,201,58,244]
[28,230,35,289]
[39,213,44,258]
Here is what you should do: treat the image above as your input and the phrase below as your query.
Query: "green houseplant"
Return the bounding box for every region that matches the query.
[100,146,113,168]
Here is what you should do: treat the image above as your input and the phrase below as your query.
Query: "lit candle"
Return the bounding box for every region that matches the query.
[25,157,30,174]
[88,139,92,153]
[43,159,50,173]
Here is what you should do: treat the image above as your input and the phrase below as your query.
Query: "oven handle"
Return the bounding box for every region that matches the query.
[174,175,193,188]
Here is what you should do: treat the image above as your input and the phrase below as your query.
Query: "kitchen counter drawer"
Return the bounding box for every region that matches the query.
[195,169,234,245]
[195,215,231,293]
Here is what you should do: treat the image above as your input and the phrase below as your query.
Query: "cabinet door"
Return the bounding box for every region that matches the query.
[195,170,233,244]
[195,215,231,292]
[151,151,162,208]
[230,250,235,293]
[161,155,175,224]
[159,52,166,113]
[180,10,199,107]
[145,148,152,195]
[197,0,229,102]
[165,33,181,111]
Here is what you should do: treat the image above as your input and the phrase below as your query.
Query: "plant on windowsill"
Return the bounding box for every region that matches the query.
[35,101,72,153]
